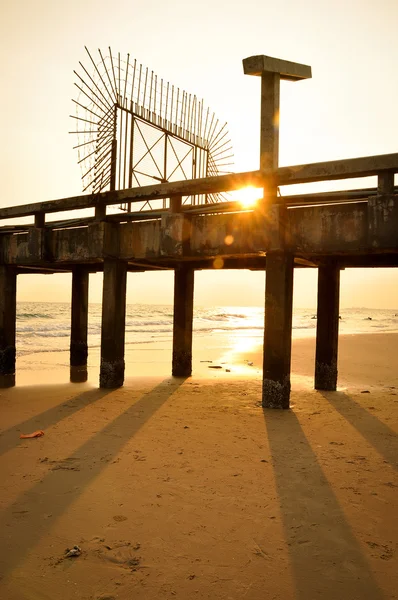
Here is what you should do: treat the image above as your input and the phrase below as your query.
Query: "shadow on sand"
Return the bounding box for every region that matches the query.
[263,407,385,600]
[0,377,186,577]
[319,390,397,471]
[0,386,110,458]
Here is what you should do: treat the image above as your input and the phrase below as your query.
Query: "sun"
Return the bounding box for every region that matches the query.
[237,186,263,209]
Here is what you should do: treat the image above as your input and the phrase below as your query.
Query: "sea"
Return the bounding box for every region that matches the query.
[15,303,398,358]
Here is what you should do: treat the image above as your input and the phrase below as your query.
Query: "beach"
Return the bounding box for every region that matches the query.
[0,331,397,599]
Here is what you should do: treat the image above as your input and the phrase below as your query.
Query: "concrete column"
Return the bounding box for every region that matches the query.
[70,266,89,383]
[315,264,340,391]
[170,195,182,213]
[172,266,194,377]
[34,213,45,228]
[0,266,17,387]
[262,252,294,409]
[260,72,280,172]
[95,204,106,221]
[377,172,394,195]
[242,56,311,408]
[99,259,127,388]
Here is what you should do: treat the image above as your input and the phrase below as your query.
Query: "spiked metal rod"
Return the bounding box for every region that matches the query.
[71,48,233,207]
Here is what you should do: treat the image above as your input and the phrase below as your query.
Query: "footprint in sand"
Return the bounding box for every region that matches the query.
[50,457,81,471]
[92,540,143,572]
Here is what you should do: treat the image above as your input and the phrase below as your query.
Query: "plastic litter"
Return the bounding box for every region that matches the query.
[20,430,44,439]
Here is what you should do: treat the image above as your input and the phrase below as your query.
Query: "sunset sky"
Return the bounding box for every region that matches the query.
[1,0,397,307]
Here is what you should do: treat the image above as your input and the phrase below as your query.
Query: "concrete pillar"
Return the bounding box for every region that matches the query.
[34,213,45,228]
[315,264,340,391]
[377,172,394,195]
[95,204,106,221]
[242,56,311,409]
[0,266,17,387]
[260,71,280,172]
[70,266,89,383]
[99,259,127,388]
[170,195,182,213]
[172,266,194,377]
[262,252,294,409]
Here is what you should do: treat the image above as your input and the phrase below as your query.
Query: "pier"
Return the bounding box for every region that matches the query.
[0,54,397,408]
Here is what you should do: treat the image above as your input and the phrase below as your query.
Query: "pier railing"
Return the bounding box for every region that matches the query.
[0,153,397,232]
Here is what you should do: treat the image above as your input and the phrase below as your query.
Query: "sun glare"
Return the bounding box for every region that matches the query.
[238,186,262,209]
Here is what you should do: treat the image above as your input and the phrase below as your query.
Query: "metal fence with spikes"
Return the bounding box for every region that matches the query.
[70,47,234,211]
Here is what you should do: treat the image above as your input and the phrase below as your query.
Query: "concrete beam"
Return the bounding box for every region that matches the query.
[0,198,397,266]
[189,211,270,257]
[0,171,262,220]
[278,154,398,185]
[243,55,312,81]
[0,154,397,222]
[368,194,398,250]
[288,202,368,254]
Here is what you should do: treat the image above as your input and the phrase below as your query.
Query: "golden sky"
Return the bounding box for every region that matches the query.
[1,0,397,307]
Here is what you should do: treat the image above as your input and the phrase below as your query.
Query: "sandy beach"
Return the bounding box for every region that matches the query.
[0,332,397,599]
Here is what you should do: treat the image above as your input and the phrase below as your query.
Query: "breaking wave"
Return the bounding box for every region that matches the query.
[14,302,398,357]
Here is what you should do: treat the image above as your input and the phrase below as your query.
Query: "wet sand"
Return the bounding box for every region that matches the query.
[0,333,397,599]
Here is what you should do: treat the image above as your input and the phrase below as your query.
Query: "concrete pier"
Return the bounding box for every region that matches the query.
[262,252,294,409]
[315,264,340,390]
[243,55,311,407]
[0,54,396,401]
[0,266,17,387]
[99,259,127,388]
[70,266,89,383]
[172,266,194,376]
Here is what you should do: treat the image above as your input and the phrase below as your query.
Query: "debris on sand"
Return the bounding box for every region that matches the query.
[65,545,82,558]
[19,430,44,439]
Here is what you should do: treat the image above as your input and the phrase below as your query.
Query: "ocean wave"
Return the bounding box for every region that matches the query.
[13,303,398,359]
[17,331,71,338]
[17,312,53,320]
[196,313,249,322]
[16,320,321,339]
[125,319,172,327]
[16,338,158,357]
